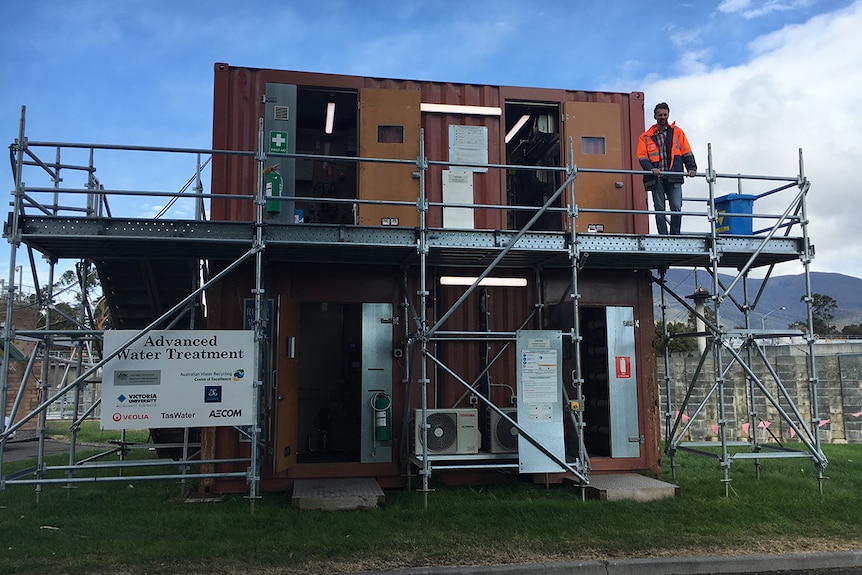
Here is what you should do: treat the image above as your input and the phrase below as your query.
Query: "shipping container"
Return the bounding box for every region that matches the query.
[211,63,649,234]
[203,63,659,494]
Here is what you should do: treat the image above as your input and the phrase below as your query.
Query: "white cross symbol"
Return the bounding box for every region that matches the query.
[271,132,286,148]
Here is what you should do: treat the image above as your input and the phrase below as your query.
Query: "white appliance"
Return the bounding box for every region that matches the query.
[413,409,481,455]
[489,408,519,453]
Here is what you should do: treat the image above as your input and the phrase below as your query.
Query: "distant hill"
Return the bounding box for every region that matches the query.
[652,270,862,330]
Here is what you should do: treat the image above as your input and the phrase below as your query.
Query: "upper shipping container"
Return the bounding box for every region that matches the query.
[210,63,649,234]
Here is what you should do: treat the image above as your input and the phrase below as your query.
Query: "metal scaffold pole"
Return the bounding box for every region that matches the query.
[797,148,827,492]
[248,118,267,509]
[35,261,55,502]
[659,267,677,479]
[706,143,734,496]
[416,129,431,506]
[1,107,27,487]
[64,262,89,495]
[565,137,589,489]
[741,274,762,479]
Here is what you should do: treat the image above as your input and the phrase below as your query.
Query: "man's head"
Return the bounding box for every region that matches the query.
[653,102,670,128]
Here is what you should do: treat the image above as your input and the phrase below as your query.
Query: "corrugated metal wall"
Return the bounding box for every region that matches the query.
[210,64,647,232]
[431,278,536,409]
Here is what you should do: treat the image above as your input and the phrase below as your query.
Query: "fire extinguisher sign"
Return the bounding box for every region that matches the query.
[615,356,632,378]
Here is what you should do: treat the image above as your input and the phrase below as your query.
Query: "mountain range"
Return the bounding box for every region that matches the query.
[652,270,862,331]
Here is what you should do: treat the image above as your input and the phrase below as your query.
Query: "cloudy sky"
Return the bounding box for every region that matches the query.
[2,0,860,295]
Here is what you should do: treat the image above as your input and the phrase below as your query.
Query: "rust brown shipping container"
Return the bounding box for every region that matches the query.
[203,63,658,494]
[210,63,649,235]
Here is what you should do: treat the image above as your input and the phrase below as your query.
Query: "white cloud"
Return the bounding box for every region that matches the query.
[718,0,754,12]
[646,0,862,277]
[676,49,714,75]
[718,0,816,19]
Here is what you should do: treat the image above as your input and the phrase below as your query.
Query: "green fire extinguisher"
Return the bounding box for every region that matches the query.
[264,166,283,214]
[371,392,392,442]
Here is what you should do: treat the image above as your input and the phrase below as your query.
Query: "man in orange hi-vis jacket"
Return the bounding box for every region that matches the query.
[637,102,697,235]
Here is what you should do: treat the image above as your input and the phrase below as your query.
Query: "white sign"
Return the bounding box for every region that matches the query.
[520,349,558,403]
[100,330,255,430]
[441,169,474,229]
[448,124,488,172]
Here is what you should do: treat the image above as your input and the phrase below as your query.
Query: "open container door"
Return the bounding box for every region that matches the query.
[273,295,300,474]
[360,303,394,464]
[563,101,627,233]
[358,87,421,227]
[606,306,640,458]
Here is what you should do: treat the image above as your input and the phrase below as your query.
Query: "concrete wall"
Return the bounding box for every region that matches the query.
[657,343,862,444]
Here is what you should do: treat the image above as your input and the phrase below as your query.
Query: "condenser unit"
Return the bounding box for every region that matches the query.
[489,408,519,453]
[413,409,481,455]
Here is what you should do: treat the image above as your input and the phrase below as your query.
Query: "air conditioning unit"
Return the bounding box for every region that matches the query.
[489,408,518,453]
[413,409,480,455]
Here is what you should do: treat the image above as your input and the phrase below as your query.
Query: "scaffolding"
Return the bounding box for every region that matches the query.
[658,148,828,495]
[1,105,825,500]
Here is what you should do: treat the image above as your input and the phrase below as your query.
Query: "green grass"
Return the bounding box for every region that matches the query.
[44,419,150,445]
[2,444,861,575]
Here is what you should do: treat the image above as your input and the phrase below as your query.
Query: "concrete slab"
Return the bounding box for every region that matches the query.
[1,439,73,462]
[578,473,680,502]
[292,477,385,511]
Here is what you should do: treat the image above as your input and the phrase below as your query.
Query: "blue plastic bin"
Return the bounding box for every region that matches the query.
[714,193,756,235]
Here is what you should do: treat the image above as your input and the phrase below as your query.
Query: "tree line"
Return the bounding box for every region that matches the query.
[656,293,862,353]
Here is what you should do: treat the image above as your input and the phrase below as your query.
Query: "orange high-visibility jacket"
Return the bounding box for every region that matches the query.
[637,122,697,191]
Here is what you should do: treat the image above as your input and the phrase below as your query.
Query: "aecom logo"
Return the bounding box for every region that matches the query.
[209,409,242,418]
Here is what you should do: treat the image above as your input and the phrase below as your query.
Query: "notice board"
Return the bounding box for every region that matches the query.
[100,330,255,430]
[516,330,566,473]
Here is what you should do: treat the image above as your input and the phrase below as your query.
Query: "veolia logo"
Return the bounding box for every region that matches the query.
[112,413,149,422]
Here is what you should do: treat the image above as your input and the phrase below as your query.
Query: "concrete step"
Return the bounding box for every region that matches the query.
[579,473,680,502]
[291,477,385,511]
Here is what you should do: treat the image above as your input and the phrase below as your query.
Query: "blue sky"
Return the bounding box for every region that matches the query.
[2,0,861,296]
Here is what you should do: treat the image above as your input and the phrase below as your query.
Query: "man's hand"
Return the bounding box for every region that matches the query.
[687,169,696,177]
[651,168,661,176]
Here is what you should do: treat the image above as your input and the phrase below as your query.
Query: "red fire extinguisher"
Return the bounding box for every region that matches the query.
[371,392,392,442]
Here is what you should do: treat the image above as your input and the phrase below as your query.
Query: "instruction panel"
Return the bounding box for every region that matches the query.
[516,330,566,473]
[448,124,488,172]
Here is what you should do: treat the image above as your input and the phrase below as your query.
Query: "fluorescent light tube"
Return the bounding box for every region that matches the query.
[325,102,336,134]
[440,276,528,287]
[505,115,530,144]
[420,103,502,116]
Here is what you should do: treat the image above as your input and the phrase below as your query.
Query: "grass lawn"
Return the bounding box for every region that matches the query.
[1,442,861,575]
[43,419,150,445]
